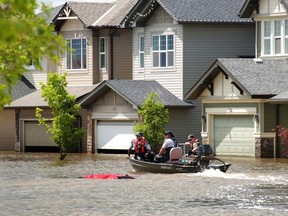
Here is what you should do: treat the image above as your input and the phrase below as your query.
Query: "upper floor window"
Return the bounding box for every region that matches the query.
[139,36,144,68]
[262,19,288,56]
[66,38,87,70]
[152,34,174,67]
[99,37,106,69]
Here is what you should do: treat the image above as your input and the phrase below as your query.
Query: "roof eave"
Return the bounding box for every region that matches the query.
[239,0,259,18]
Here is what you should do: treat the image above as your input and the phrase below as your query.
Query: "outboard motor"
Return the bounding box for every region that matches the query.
[197,144,213,156]
[196,144,214,170]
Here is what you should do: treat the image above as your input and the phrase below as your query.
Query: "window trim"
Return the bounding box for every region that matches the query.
[99,37,106,70]
[139,35,145,69]
[261,19,288,56]
[151,34,174,68]
[66,38,87,70]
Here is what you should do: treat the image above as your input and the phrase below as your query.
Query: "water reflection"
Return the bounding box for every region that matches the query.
[0,152,288,215]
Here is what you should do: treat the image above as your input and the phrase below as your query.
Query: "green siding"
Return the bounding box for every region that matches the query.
[264,103,277,132]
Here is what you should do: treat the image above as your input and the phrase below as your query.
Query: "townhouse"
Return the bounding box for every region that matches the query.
[187,0,288,158]
[1,0,260,157]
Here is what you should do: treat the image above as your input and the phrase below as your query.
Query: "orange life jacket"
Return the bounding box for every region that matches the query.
[134,137,146,154]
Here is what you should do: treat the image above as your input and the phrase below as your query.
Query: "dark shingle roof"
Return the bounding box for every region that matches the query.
[49,0,138,27]
[39,4,64,23]
[157,0,252,23]
[7,85,97,108]
[270,90,288,101]
[217,58,288,96]
[92,0,138,27]
[186,58,288,99]
[65,2,113,27]
[11,76,36,101]
[80,80,194,107]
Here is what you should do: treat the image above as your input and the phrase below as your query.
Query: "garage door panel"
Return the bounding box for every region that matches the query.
[24,121,55,146]
[214,115,254,157]
[97,121,135,150]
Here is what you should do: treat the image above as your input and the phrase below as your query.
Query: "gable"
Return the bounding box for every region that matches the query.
[61,19,86,31]
[94,89,129,106]
[92,89,135,116]
[146,6,173,25]
[200,72,248,98]
[259,0,287,14]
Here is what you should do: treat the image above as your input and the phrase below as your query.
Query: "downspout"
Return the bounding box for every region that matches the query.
[110,29,117,80]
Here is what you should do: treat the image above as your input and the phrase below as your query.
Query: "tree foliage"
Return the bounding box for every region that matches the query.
[275,125,288,158]
[36,73,84,160]
[0,0,64,108]
[134,92,169,151]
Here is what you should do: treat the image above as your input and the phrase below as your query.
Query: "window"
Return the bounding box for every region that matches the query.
[152,34,174,67]
[99,37,106,69]
[66,38,87,70]
[262,19,288,55]
[139,36,144,68]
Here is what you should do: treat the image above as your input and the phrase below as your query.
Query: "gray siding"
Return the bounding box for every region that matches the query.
[264,104,288,131]
[183,23,255,137]
[166,107,198,143]
[183,23,255,95]
[279,104,288,127]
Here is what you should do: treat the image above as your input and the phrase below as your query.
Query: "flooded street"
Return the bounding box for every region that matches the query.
[0,152,288,216]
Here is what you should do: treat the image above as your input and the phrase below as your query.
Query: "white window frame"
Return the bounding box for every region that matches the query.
[261,19,288,56]
[152,34,174,68]
[25,59,36,70]
[99,37,106,69]
[139,36,144,68]
[66,38,87,70]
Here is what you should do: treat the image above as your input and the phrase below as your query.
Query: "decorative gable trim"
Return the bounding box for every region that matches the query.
[231,81,244,95]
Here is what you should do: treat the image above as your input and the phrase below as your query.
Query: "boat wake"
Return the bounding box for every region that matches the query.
[189,169,288,184]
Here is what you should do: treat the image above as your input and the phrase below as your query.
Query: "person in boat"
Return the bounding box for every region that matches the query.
[127,132,154,161]
[170,131,178,147]
[154,131,175,163]
[185,134,200,156]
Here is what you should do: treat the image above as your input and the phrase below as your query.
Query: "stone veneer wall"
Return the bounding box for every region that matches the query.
[255,137,274,158]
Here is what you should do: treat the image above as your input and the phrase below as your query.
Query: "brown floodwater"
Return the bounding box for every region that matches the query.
[0,152,288,216]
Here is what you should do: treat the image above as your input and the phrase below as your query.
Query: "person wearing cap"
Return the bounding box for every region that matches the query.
[185,134,199,156]
[127,132,153,161]
[154,131,175,163]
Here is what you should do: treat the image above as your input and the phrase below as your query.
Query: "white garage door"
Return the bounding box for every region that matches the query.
[96,121,135,150]
[214,115,254,157]
[24,121,55,146]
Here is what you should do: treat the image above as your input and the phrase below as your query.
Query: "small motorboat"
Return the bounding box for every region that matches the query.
[129,145,231,174]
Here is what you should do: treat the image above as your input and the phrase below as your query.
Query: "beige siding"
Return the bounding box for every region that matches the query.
[91,90,137,120]
[0,109,15,151]
[113,29,132,80]
[59,20,94,86]
[24,58,48,89]
[92,34,100,83]
[213,73,248,97]
[132,7,183,99]
[259,0,286,14]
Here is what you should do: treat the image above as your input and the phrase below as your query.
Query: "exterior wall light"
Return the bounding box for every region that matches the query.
[253,113,259,123]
